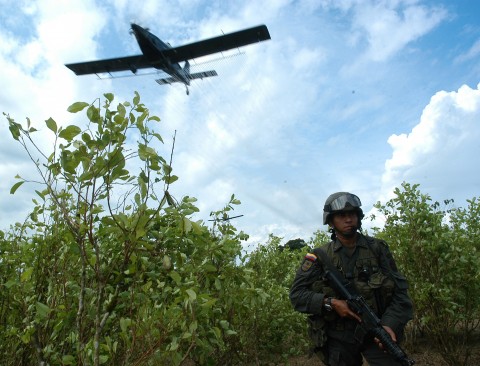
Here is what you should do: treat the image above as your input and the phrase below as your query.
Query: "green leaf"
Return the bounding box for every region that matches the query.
[34,190,46,201]
[153,132,164,143]
[191,221,203,234]
[67,102,89,113]
[165,175,178,184]
[117,103,126,117]
[62,355,75,365]
[125,263,136,275]
[186,289,197,301]
[104,93,114,102]
[149,115,161,122]
[87,105,99,122]
[60,150,79,174]
[183,217,192,233]
[133,91,140,105]
[120,317,131,333]
[170,271,181,284]
[82,134,92,147]
[20,331,31,344]
[8,122,21,140]
[4,279,17,288]
[162,255,172,270]
[212,326,221,339]
[100,355,109,364]
[169,337,179,351]
[135,226,146,239]
[10,181,24,194]
[59,125,81,141]
[36,302,51,319]
[45,117,57,133]
[138,144,156,161]
[21,267,33,282]
[203,264,217,273]
[201,298,218,308]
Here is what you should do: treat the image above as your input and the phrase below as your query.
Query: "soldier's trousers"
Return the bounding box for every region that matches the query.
[326,337,403,366]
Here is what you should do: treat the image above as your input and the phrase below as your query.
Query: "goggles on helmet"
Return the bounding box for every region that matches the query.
[324,194,362,212]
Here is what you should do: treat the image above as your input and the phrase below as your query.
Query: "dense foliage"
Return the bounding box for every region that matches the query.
[1,94,311,365]
[2,95,478,365]
[373,182,480,366]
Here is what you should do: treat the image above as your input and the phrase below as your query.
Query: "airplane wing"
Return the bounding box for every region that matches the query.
[65,55,151,75]
[160,25,270,64]
[155,70,218,85]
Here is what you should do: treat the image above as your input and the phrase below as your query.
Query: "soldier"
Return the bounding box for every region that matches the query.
[290,192,413,366]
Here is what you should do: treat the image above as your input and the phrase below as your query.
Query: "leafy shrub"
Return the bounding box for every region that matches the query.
[237,235,310,363]
[373,182,480,366]
[1,93,250,365]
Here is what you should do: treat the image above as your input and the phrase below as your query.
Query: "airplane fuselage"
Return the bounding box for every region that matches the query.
[130,24,190,86]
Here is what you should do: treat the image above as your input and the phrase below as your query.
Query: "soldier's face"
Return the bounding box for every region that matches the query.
[331,210,358,236]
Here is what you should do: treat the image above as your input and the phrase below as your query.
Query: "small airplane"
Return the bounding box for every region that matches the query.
[66,23,271,95]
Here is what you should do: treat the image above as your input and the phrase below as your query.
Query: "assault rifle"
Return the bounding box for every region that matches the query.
[325,270,415,366]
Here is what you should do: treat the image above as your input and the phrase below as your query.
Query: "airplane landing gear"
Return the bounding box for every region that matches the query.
[186,86,190,95]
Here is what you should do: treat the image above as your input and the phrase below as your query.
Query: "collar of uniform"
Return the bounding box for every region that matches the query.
[333,234,368,252]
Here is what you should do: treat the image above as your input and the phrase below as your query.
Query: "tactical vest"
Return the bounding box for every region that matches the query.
[312,236,395,317]
[306,237,400,353]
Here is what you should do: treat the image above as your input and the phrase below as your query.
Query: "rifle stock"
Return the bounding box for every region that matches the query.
[325,270,415,366]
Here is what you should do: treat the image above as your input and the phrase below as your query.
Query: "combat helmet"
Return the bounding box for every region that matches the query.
[323,192,364,225]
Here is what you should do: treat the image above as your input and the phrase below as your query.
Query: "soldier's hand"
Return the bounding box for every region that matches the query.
[331,299,362,322]
[374,325,397,350]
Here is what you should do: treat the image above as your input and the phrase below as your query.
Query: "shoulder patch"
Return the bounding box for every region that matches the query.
[305,253,317,262]
[301,253,317,271]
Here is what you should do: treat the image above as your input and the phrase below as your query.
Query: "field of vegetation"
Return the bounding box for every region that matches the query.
[1,94,478,365]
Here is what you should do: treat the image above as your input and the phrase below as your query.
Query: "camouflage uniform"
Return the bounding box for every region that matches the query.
[290,234,413,366]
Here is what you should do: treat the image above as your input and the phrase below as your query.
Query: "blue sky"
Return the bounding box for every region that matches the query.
[1,0,479,247]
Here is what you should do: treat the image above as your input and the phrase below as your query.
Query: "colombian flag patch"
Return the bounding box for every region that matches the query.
[301,253,317,271]
[305,253,317,262]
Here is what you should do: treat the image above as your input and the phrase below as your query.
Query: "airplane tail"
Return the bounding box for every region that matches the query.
[156,70,217,86]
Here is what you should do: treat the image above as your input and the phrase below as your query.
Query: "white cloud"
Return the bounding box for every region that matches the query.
[338,0,448,62]
[455,39,480,63]
[292,47,327,72]
[381,83,480,203]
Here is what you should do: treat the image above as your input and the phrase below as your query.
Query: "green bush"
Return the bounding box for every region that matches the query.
[238,235,310,363]
[1,93,250,365]
[373,182,480,366]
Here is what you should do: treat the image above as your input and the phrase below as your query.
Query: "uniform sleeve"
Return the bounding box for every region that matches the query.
[377,242,413,334]
[289,253,326,315]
